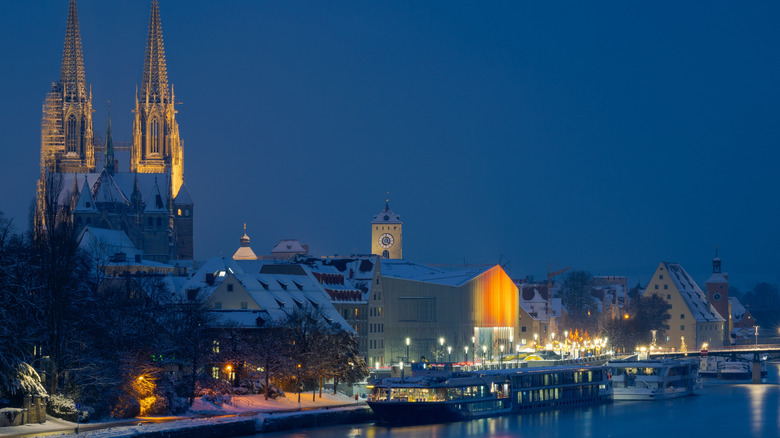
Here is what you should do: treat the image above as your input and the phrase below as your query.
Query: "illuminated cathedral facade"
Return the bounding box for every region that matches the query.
[36,0,193,262]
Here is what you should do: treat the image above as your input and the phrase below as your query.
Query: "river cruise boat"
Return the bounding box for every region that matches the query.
[607,359,700,400]
[366,364,612,425]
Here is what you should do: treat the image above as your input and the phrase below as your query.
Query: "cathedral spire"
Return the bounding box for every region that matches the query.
[60,0,87,101]
[142,0,169,104]
[105,102,115,174]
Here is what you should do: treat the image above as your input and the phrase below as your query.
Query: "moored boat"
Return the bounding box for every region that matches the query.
[607,359,700,400]
[717,361,751,380]
[366,364,612,425]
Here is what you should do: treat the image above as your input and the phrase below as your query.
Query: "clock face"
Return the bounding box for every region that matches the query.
[712,292,722,302]
[379,233,395,249]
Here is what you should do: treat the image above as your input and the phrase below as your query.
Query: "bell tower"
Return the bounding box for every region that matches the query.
[130,0,184,198]
[371,195,403,259]
[705,247,731,345]
[40,0,95,174]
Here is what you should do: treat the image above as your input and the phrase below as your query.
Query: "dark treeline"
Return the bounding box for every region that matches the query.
[0,207,366,419]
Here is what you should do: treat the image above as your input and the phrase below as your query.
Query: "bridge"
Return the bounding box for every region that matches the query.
[649,344,780,383]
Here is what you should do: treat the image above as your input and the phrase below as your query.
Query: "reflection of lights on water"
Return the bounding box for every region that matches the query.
[747,384,769,436]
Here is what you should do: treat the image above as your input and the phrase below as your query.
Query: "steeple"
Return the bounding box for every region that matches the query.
[712,246,721,274]
[141,0,169,104]
[131,0,184,198]
[60,0,87,101]
[105,102,115,174]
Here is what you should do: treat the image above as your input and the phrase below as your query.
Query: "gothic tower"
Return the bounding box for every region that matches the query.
[371,196,403,259]
[40,0,95,174]
[130,0,184,198]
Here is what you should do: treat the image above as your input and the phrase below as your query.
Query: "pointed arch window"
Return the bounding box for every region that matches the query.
[66,114,78,153]
[150,118,160,154]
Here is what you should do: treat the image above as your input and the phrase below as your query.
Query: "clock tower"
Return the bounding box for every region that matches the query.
[371,198,402,259]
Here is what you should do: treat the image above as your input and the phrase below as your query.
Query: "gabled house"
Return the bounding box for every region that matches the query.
[643,262,725,350]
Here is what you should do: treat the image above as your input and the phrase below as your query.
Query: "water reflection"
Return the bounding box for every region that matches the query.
[263,364,780,438]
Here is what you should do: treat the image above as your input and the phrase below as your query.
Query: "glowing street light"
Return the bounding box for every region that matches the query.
[464,346,469,363]
[500,345,504,366]
[482,345,487,366]
[405,337,410,362]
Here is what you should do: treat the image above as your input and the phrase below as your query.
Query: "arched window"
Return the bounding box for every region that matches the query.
[150,119,160,154]
[66,115,77,153]
[382,250,389,258]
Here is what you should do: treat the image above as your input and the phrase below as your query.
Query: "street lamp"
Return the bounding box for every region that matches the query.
[439,337,445,362]
[447,346,452,363]
[755,326,760,346]
[464,346,469,363]
[405,337,410,362]
[500,345,504,366]
[534,333,538,350]
[482,345,487,367]
[400,361,405,383]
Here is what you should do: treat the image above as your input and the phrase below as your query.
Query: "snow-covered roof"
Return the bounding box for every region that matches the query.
[144,179,167,213]
[173,182,193,205]
[729,297,748,322]
[78,226,143,260]
[181,257,354,332]
[705,272,728,284]
[271,239,308,255]
[54,171,173,210]
[73,176,97,213]
[379,259,489,287]
[94,170,130,205]
[662,262,724,323]
[371,204,402,224]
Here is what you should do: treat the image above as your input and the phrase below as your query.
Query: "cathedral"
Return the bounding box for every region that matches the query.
[36,0,193,262]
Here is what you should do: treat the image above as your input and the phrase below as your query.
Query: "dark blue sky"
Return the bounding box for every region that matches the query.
[1,1,778,289]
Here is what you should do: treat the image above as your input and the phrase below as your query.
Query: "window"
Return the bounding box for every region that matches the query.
[241,302,248,310]
[150,118,160,154]
[664,284,668,290]
[227,284,234,292]
[211,367,219,379]
[521,326,527,332]
[680,314,685,319]
[185,209,190,217]
[654,285,659,290]
[157,217,162,227]
[212,340,220,353]
[177,208,182,216]
[148,217,153,226]
[680,325,685,331]
[66,115,77,153]
[666,294,671,299]
[659,275,663,279]
[214,302,222,309]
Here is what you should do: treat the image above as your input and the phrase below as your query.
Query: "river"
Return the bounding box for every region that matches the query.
[260,363,780,438]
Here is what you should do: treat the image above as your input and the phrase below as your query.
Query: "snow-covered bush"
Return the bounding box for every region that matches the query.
[201,393,232,407]
[232,386,249,395]
[46,394,87,422]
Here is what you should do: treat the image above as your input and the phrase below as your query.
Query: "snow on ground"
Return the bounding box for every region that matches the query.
[190,391,359,414]
[0,393,362,437]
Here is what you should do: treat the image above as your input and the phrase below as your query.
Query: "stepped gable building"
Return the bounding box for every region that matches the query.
[371,198,402,259]
[643,262,725,350]
[36,0,193,262]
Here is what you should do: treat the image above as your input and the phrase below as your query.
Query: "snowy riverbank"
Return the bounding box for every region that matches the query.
[0,393,374,437]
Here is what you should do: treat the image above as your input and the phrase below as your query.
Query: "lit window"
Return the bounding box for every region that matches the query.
[212,340,220,353]
[211,367,219,379]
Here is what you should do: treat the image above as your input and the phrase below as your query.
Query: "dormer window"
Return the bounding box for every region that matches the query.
[293,281,304,291]
[277,280,288,290]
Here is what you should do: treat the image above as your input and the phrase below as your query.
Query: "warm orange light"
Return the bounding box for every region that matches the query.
[226,365,232,371]
[472,266,518,327]
[623,314,629,320]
